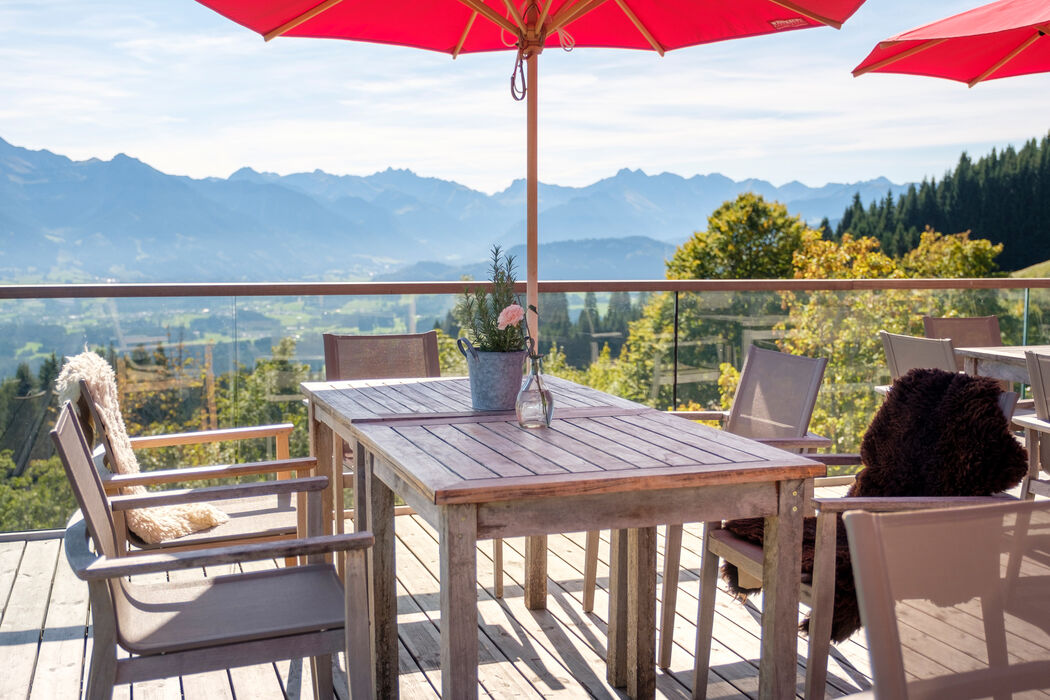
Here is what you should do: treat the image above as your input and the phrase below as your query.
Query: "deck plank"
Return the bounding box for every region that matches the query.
[0,539,60,700]
[1,521,873,699]
[0,541,26,622]
[28,546,89,700]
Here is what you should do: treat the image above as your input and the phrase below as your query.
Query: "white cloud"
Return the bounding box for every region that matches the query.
[2,0,1047,193]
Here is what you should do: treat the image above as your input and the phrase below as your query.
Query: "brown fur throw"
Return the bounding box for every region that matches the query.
[722,367,1028,642]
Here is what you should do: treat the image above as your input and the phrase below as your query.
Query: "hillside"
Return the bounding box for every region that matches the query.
[0,135,909,282]
[834,133,1050,272]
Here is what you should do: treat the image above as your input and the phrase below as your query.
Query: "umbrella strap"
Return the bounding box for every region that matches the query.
[511,49,527,101]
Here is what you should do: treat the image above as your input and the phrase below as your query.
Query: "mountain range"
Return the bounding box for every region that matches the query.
[0,136,910,282]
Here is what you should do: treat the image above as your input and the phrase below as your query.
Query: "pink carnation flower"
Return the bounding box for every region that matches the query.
[497,303,525,330]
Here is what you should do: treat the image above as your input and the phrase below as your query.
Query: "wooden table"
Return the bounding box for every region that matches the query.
[301,375,642,605]
[303,376,823,700]
[955,344,1050,384]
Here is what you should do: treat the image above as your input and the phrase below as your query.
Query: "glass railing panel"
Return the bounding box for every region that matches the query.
[0,282,1041,534]
[530,290,650,398]
[1022,287,1050,345]
[0,295,238,532]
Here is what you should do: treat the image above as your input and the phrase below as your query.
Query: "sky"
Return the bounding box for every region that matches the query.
[1,0,1047,194]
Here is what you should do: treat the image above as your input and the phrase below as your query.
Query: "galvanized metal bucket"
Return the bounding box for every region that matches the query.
[457,338,526,411]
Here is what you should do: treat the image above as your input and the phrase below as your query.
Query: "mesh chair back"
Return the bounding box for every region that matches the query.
[724,345,827,440]
[923,316,1002,371]
[323,330,440,381]
[879,330,957,380]
[845,501,1050,699]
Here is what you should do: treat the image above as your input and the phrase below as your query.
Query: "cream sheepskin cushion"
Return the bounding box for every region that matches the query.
[55,351,228,544]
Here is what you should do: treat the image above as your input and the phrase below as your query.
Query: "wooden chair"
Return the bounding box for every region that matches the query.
[321,329,440,508]
[843,500,1050,699]
[686,358,1020,699]
[322,330,440,382]
[922,315,1001,371]
[879,330,957,386]
[79,379,312,556]
[320,331,456,571]
[52,402,374,699]
[1010,350,1050,500]
[580,347,832,658]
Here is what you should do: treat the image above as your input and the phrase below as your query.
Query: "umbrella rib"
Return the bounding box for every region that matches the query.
[968,27,1045,87]
[612,0,664,55]
[501,0,525,31]
[263,0,348,41]
[453,11,478,58]
[455,0,522,37]
[852,38,946,77]
[537,0,553,31]
[550,0,612,34]
[767,0,841,30]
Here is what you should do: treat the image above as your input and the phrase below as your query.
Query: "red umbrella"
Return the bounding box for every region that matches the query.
[853,0,1050,87]
[194,0,867,333]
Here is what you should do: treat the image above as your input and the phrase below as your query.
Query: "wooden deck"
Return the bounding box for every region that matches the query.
[0,516,873,699]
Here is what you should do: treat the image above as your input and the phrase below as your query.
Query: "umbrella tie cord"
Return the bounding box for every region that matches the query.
[511,48,527,100]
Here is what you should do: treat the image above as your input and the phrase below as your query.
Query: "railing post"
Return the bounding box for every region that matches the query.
[672,291,679,410]
[1023,287,1030,345]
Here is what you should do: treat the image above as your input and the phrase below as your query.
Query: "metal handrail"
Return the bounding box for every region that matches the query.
[2,276,1050,299]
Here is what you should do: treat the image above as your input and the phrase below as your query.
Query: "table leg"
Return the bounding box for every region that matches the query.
[312,409,335,566]
[357,447,398,699]
[440,504,479,699]
[524,534,548,609]
[627,527,657,700]
[759,479,804,700]
[607,529,629,687]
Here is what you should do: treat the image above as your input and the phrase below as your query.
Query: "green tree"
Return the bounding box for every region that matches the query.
[781,228,1005,457]
[577,291,600,336]
[667,193,812,280]
[15,363,35,396]
[38,352,60,391]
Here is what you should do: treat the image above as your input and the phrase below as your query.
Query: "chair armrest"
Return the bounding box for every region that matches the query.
[74,529,374,581]
[108,475,328,511]
[809,453,862,467]
[128,423,294,449]
[813,494,1013,514]
[99,456,316,492]
[666,409,728,422]
[1012,413,1050,433]
[755,433,832,451]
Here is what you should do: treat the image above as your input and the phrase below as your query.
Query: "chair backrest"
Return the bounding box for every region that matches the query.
[879,330,957,380]
[51,402,120,560]
[1026,350,1050,421]
[323,330,440,381]
[724,345,827,440]
[80,379,119,473]
[922,315,1002,371]
[844,500,1050,699]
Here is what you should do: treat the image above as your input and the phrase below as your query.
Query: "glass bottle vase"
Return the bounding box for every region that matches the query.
[516,355,554,428]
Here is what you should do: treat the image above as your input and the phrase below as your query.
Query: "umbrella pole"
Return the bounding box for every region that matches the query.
[523,49,549,612]
[526,51,539,345]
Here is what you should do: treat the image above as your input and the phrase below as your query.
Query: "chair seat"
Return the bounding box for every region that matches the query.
[116,564,344,655]
[127,494,298,550]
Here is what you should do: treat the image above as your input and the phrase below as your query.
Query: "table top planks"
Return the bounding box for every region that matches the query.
[955,344,1050,365]
[301,375,642,423]
[337,380,822,506]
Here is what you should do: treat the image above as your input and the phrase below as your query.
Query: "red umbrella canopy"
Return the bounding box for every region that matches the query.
[196,0,867,55]
[853,0,1050,86]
